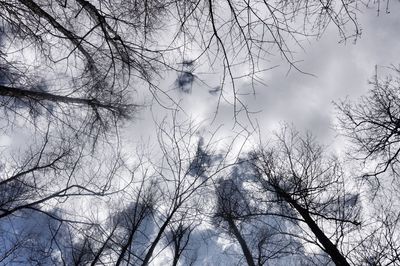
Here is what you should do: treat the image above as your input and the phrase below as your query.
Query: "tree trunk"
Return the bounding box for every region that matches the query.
[171,249,180,266]
[141,212,175,266]
[0,85,120,112]
[277,188,350,266]
[226,217,256,266]
[115,226,137,266]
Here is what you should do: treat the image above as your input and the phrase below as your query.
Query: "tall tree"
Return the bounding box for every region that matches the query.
[213,160,309,266]
[214,177,257,266]
[337,66,400,179]
[0,1,393,264]
[250,126,361,265]
[336,65,400,265]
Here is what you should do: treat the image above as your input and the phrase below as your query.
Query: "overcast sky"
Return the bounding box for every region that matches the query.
[2,2,400,265]
[126,1,400,156]
[250,2,400,141]
[101,6,400,262]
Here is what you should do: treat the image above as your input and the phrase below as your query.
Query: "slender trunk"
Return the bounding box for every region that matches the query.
[90,228,116,266]
[226,217,256,266]
[171,249,180,266]
[0,85,119,112]
[277,188,350,266]
[141,212,175,266]
[115,226,138,266]
[171,233,182,266]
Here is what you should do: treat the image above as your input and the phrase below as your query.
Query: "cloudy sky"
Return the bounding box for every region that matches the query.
[127,1,400,156]
[2,2,400,265]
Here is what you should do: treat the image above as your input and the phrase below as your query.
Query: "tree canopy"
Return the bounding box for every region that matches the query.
[1,0,399,265]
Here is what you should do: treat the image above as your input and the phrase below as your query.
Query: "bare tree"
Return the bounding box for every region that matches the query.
[60,116,236,265]
[337,65,400,179]
[0,131,116,218]
[0,0,388,144]
[213,161,311,266]
[137,117,226,266]
[250,126,361,266]
[352,195,400,265]
[0,0,374,126]
[336,65,400,265]
[214,177,257,266]
[0,1,392,264]
[106,186,157,266]
[165,219,198,266]
[0,123,128,263]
